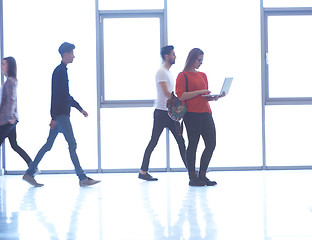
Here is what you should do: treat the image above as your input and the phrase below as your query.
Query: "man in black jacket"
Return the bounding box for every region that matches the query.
[23,42,100,187]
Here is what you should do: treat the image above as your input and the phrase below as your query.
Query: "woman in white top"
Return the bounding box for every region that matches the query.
[0,56,33,167]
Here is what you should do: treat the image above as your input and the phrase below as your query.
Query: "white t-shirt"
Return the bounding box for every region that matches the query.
[154,65,174,111]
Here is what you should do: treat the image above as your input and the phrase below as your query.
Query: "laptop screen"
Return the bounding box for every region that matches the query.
[219,77,233,95]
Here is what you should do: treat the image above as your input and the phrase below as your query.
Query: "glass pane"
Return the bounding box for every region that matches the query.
[101,108,166,169]
[103,18,160,100]
[170,101,263,168]
[99,0,163,10]
[268,15,312,98]
[266,105,312,166]
[4,0,98,171]
[168,0,262,168]
[263,0,312,7]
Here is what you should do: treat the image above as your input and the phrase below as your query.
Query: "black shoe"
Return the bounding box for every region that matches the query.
[198,175,217,186]
[138,173,158,181]
[189,178,206,186]
[188,171,205,186]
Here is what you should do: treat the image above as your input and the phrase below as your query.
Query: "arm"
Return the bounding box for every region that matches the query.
[180,73,219,101]
[203,91,226,102]
[51,68,68,120]
[6,80,17,124]
[50,97,87,129]
[179,89,210,101]
[159,81,171,99]
[69,95,88,117]
[176,72,210,100]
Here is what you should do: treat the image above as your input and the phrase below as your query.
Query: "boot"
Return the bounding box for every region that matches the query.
[188,171,205,186]
[198,171,217,186]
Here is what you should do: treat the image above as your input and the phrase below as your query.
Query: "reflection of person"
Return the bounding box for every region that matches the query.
[0,57,33,167]
[23,42,100,187]
[176,48,224,186]
[139,45,187,181]
[169,188,217,239]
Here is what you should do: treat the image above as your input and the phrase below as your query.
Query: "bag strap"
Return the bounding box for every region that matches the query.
[182,72,188,92]
[179,72,189,135]
[182,72,188,104]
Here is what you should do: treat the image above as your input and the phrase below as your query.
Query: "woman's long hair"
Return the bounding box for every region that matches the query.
[3,56,17,78]
[183,48,204,72]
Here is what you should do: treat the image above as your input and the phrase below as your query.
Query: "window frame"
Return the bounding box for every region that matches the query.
[98,9,167,108]
[261,6,312,170]
[95,5,169,172]
[262,7,312,106]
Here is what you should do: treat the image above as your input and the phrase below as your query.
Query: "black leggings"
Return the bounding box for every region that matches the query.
[0,123,32,166]
[141,109,186,171]
[183,112,216,173]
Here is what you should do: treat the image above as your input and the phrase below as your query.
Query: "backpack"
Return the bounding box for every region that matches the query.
[166,73,188,134]
[166,92,187,121]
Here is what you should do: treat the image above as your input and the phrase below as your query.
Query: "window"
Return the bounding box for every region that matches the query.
[168,0,262,168]
[265,105,312,167]
[102,18,160,101]
[267,15,312,98]
[4,0,98,171]
[100,108,166,170]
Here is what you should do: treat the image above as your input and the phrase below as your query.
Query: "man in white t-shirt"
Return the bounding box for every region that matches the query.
[139,45,187,181]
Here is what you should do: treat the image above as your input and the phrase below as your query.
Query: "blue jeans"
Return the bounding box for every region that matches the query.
[26,115,86,180]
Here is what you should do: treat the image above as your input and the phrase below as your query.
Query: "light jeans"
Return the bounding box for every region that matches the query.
[26,115,86,180]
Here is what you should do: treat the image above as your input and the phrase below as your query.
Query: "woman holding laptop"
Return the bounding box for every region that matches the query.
[175,48,225,186]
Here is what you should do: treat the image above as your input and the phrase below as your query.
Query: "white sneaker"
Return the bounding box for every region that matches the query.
[79,177,101,187]
[22,173,44,187]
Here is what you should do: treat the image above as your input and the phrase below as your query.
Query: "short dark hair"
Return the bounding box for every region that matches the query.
[58,42,75,56]
[161,45,174,61]
[3,56,17,78]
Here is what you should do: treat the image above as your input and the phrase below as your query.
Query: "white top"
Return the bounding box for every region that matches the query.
[154,65,174,111]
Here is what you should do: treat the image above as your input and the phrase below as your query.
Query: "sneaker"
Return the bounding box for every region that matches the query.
[138,173,158,181]
[79,177,101,187]
[198,175,217,186]
[22,173,44,187]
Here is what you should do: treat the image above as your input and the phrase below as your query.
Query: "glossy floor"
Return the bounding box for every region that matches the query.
[1,170,312,240]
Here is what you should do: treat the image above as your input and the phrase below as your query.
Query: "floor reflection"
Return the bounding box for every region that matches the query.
[1,171,312,240]
[167,187,217,240]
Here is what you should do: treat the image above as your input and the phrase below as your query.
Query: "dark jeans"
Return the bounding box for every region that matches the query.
[141,109,187,171]
[0,122,16,145]
[183,112,216,173]
[0,122,32,166]
[26,115,86,180]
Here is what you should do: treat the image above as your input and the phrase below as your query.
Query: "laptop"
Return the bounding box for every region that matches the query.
[202,77,233,98]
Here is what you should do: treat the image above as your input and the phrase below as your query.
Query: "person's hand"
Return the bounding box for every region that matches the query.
[219,91,226,98]
[206,92,226,101]
[9,118,16,124]
[81,110,88,117]
[199,89,211,98]
[49,120,56,129]
[202,89,211,95]
[205,96,219,101]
